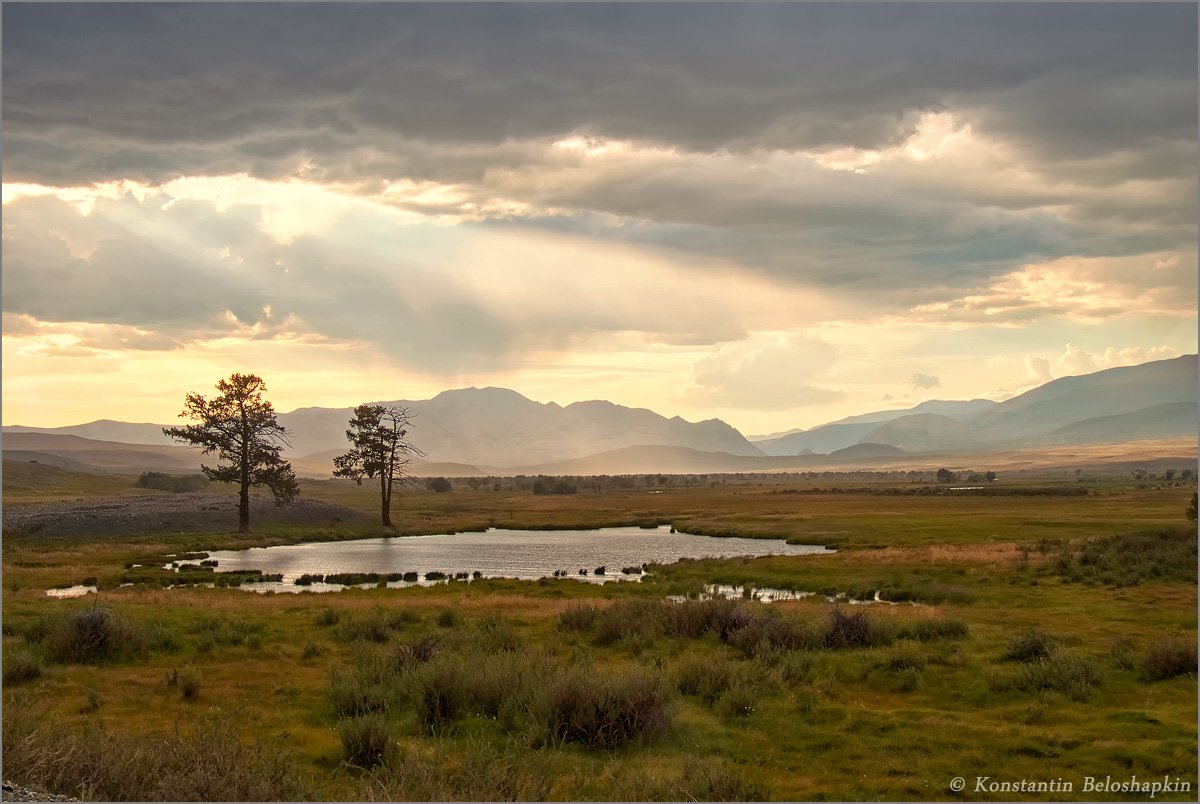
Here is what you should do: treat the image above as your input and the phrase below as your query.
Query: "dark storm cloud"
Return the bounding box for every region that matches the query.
[3,3,1193,184]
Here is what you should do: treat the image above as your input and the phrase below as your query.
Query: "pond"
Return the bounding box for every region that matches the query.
[184,525,833,593]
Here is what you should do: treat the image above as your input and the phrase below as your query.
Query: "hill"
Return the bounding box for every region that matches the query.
[757,399,996,455]
[2,433,203,474]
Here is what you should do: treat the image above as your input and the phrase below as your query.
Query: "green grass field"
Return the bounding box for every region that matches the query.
[2,470,1196,801]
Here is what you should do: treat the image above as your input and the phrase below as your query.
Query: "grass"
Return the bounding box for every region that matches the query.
[3,475,1197,800]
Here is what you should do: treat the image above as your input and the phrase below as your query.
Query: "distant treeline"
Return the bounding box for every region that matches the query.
[134,472,208,493]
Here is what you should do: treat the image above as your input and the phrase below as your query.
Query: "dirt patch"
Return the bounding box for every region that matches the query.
[1,493,369,538]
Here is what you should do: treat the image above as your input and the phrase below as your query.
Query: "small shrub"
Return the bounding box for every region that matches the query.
[393,636,439,668]
[882,646,928,673]
[591,599,668,647]
[1003,630,1056,663]
[435,608,461,628]
[386,609,422,629]
[178,667,202,701]
[301,642,322,660]
[718,685,758,718]
[314,608,340,626]
[1110,636,1137,671]
[725,614,820,657]
[898,618,969,642]
[539,667,671,750]
[822,608,891,650]
[339,714,391,769]
[557,603,598,633]
[675,656,737,703]
[330,666,393,717]
[340,615,391,644]
[476,614,522,653]
[413,658,471,733]
[3,650,44,686]
[45,608,148,664]
[1141,639,1197,682]
[79,689,102,714]
[1016,653,1101,701]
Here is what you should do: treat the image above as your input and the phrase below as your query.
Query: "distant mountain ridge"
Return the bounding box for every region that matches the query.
[4,356,1195,475]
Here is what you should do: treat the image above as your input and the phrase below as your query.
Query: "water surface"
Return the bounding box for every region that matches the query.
[193,525,832,592]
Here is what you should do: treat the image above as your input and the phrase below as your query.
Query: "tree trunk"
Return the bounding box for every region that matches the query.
[381,474,392,528]
[238,482,250,533]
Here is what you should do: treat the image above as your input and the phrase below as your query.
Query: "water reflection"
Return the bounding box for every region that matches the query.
[188,525,832,592]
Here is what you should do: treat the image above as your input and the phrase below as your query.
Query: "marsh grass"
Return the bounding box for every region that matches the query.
[538,666,671,750]
[1,705,310,801]
[1141,638,1198,682]
[340,714,392,769]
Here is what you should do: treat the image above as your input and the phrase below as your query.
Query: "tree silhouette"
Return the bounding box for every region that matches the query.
[333,405,424,527]
[163,373,298,533]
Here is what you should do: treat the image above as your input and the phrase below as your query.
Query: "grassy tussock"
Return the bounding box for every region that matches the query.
[341,714,392,768]
[1050,527,1197,587]
[539,667,671,750]
[1141,638,1197,682]
[3,649,45,686]
[2,706,310,801]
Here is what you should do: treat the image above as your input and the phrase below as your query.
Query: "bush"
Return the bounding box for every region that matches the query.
[667,598,752,640]
[340,714,391,769]
[435,608,461,628]
[314,607,340,626]
[427,477,453,493]
[3,650,44,686]
[718,685,758,718]
[675,655,737,703]
[557,603,599,633]
[393,635,439,668]
[822,608,892,650]
[330,657,396,717]
[1003,630,1056,663]
[591,599,669,647]
[44,608,148,664]
[898,618,969,642]
[1141,639,1197,682]
[340,615,391,644]
[725,613,820,657]
[413,658,471,733]
[1,708,310,801]
[177,666,202,701]
[475,614,522,653]
[539,668,671,750]
[134,472,208,493]
[1015,653,1101,701]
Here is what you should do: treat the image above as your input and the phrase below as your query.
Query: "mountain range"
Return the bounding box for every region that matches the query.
[3,355,1195,477]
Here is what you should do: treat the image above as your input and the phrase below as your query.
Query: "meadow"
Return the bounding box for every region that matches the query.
[2,468,1196,801]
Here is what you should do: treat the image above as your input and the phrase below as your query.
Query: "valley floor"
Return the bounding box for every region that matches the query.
[2,471,1196,801]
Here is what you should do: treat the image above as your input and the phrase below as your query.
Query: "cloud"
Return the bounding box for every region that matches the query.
[1,5,1193,316]
[684,335,845,411]
[1023,343,1183,383]
[910,373,941,389]
[1,188,843,374]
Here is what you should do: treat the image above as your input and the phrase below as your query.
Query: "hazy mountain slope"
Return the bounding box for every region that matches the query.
[3,420,176,446]
[757,399,997,455]
[275,387,763,466]
[828,442,907,458]
[1039,402,1198,444]
[746,427,806,443]
[2,433,202,474]
[955,356,1196,448]
[860,413,968,452]
[756,422,884,456]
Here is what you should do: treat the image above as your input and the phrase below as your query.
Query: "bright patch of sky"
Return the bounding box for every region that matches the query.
[2,4,1195,432]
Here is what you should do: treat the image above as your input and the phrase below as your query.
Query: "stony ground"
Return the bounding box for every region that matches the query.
[0,492,369,537]
[2,781,76,802]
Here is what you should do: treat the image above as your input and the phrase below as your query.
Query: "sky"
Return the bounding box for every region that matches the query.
[2,3,1196,435]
